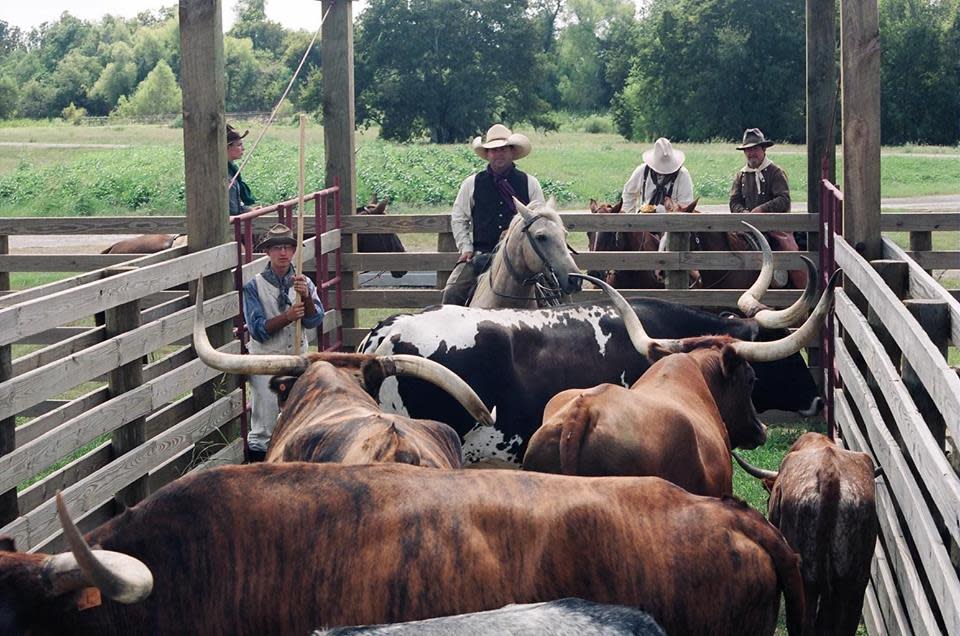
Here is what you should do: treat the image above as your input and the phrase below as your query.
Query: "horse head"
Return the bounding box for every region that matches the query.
[356,195,407,278]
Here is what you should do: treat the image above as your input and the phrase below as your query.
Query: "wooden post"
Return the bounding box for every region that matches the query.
[840,0,882,260]
[0,234,15,524]
[437,232,457,290]
[806,0,837,214]
[322,0,358,337]
[901,299,949,447]
[105,296,148,510]
[910,230,933,275]
[866,260,908,370]
[179,0,238,445]
[664,232,689,290]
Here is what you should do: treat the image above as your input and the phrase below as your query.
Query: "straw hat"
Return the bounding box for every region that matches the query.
[736,128,775,150]
[642,137,685,174]
[471,124,532,160]
[255,224,297,251]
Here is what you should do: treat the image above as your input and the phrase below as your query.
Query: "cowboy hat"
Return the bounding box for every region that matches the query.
[226,124,249,145]
[736,128,775,150]
[256,224,297,251]
[642,137,685,174]
[471,124,532,160]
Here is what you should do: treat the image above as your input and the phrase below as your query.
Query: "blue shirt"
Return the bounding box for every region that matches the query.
[243,264,324,343]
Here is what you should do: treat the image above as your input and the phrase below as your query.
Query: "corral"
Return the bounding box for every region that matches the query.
[0,0,958,634]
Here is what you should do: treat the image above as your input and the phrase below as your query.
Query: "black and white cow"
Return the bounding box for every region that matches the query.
[360,301,822,465]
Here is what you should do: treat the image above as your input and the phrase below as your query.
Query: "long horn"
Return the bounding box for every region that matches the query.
[376,355,495,426]
[572,273,682,357]
[737,222,774,316]
[732,451,779,481]
[731,269,841,362]
[51,493,153,603]
[738,222,819,328]
[193,278,309,376]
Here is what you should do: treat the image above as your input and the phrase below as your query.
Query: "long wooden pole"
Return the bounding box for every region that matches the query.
[294,113,306,354]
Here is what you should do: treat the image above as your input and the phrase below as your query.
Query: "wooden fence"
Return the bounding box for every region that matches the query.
[829,228,959,631]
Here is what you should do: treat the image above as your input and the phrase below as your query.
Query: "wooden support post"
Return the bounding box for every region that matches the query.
[806,0,837,214]
[840,0,882,260]
[179,0,238,447]
[0,234,15,524]
[910,231,933,275]
[664,232,689,291]
[105,297,148,510]
[866,260,908,370]
[322,0,358,337]
[436,232,457,290]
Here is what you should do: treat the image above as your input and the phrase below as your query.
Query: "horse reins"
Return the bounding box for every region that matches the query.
[489,214,570,305]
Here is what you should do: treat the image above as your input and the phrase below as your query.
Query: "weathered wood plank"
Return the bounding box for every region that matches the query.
[835,334,960,633]
[1,389,242,551]
[14,387,109,448]
[869,540,914,636]
[837,293,960,544]
[0,243,236,347]
[837,390,943,636]
[861,582,886,636]
[879,213,960,232]
[0,340,240,496]
[883,237,960,348]
[0,254,140,272]
[0,218,187,235]
[837,236,960,442]
[0,292,238,421]
[905,252,960,270]
[11,327,105,378]
[17,443,112,516]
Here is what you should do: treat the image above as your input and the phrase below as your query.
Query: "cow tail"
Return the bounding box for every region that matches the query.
[557,398,595,476]
[816,462,842,600]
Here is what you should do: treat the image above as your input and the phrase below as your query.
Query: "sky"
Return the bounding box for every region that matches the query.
[0,0,366,32]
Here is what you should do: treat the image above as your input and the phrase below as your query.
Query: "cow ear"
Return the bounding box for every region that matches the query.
[268,376,299,405]
[720,345,743,377]
[361,359,388,395]
[0,535,15,552]
[762,477,776,493]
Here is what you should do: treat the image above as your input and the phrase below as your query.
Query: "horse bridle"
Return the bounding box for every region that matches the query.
[491,213,575,306]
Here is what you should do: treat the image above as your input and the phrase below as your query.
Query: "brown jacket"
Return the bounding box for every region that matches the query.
[729,162,791,213]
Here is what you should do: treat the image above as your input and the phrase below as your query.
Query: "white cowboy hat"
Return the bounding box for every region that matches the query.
[642,137,685,174]
[471,124,532,160]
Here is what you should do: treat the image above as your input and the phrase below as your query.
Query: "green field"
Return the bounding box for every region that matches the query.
[0,120,958,215]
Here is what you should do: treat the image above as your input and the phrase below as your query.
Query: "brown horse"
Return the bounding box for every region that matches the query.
[587,199,663,289]
[355,195,407,278]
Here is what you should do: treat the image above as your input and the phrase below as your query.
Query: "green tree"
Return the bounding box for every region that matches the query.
[230,0,286,57]
[113,59,181,117]
[89,43,139,114]
[0,75,18,119]
[356,0,551,142]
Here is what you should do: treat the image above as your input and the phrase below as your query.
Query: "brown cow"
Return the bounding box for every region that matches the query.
[0,463,804,635]
[101,234,186,254]
[734,432,878,635]
[522,268,836,497]
[193,281,492,468]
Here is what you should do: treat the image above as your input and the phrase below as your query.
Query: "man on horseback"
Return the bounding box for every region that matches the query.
[441,124,545,305]
[622,137,695,213]
[729,128,806,288]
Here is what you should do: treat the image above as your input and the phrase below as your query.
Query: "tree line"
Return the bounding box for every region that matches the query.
[0,0,957,145]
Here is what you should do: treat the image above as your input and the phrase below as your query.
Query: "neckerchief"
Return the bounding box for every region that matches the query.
[260,263,296,310]
[228,161,256,205]
[740,157,772,193]
[487,164,519,213]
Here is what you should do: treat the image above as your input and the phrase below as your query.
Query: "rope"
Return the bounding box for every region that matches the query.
[228,1,335,191]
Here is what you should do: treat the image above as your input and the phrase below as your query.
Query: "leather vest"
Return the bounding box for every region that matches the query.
[471,168,531,253]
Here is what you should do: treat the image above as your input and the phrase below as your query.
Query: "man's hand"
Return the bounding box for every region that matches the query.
[284,302,306,322]
[749,206,765,214]
[457,251,474,264]
[292,274,309,299]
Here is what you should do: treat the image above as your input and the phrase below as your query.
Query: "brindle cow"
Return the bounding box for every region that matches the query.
[734,432,878,635]
[192,283,492,468]
[522,270,837,497]
[0,464,804,635]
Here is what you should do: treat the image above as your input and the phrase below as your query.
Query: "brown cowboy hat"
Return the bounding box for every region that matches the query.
[736,128,775,150]
[255,224,297,251]
[227,124,249,145]
[471,124,532,160]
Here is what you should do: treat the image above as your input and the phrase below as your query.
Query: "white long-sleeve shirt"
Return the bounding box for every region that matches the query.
[621,164,695,213]
[450,172,545,254]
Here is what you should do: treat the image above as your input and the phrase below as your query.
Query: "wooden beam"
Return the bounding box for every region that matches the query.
[322,0,357,335]
[806,0,837,213]
[840,0,882,259]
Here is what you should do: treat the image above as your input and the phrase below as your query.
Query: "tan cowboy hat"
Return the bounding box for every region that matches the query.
[642,137,685,174]
[255,224,297,251]
[736,128,775,150]
[471,124,532,160]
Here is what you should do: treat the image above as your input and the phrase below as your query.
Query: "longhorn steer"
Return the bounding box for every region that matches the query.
[734,432,878,635]
[360,224,823,465]
[101,234,186,254]
[313,598,666,635]
[522,270,836,496]
[193,283,492,468]
[0,464,804,635]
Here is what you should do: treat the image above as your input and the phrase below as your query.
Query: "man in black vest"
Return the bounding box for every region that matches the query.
[441,124,545,305]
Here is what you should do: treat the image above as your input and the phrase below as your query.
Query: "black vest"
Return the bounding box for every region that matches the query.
[471,168,531,253]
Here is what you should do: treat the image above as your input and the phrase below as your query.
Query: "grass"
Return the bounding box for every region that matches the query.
[0,122,957,214]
